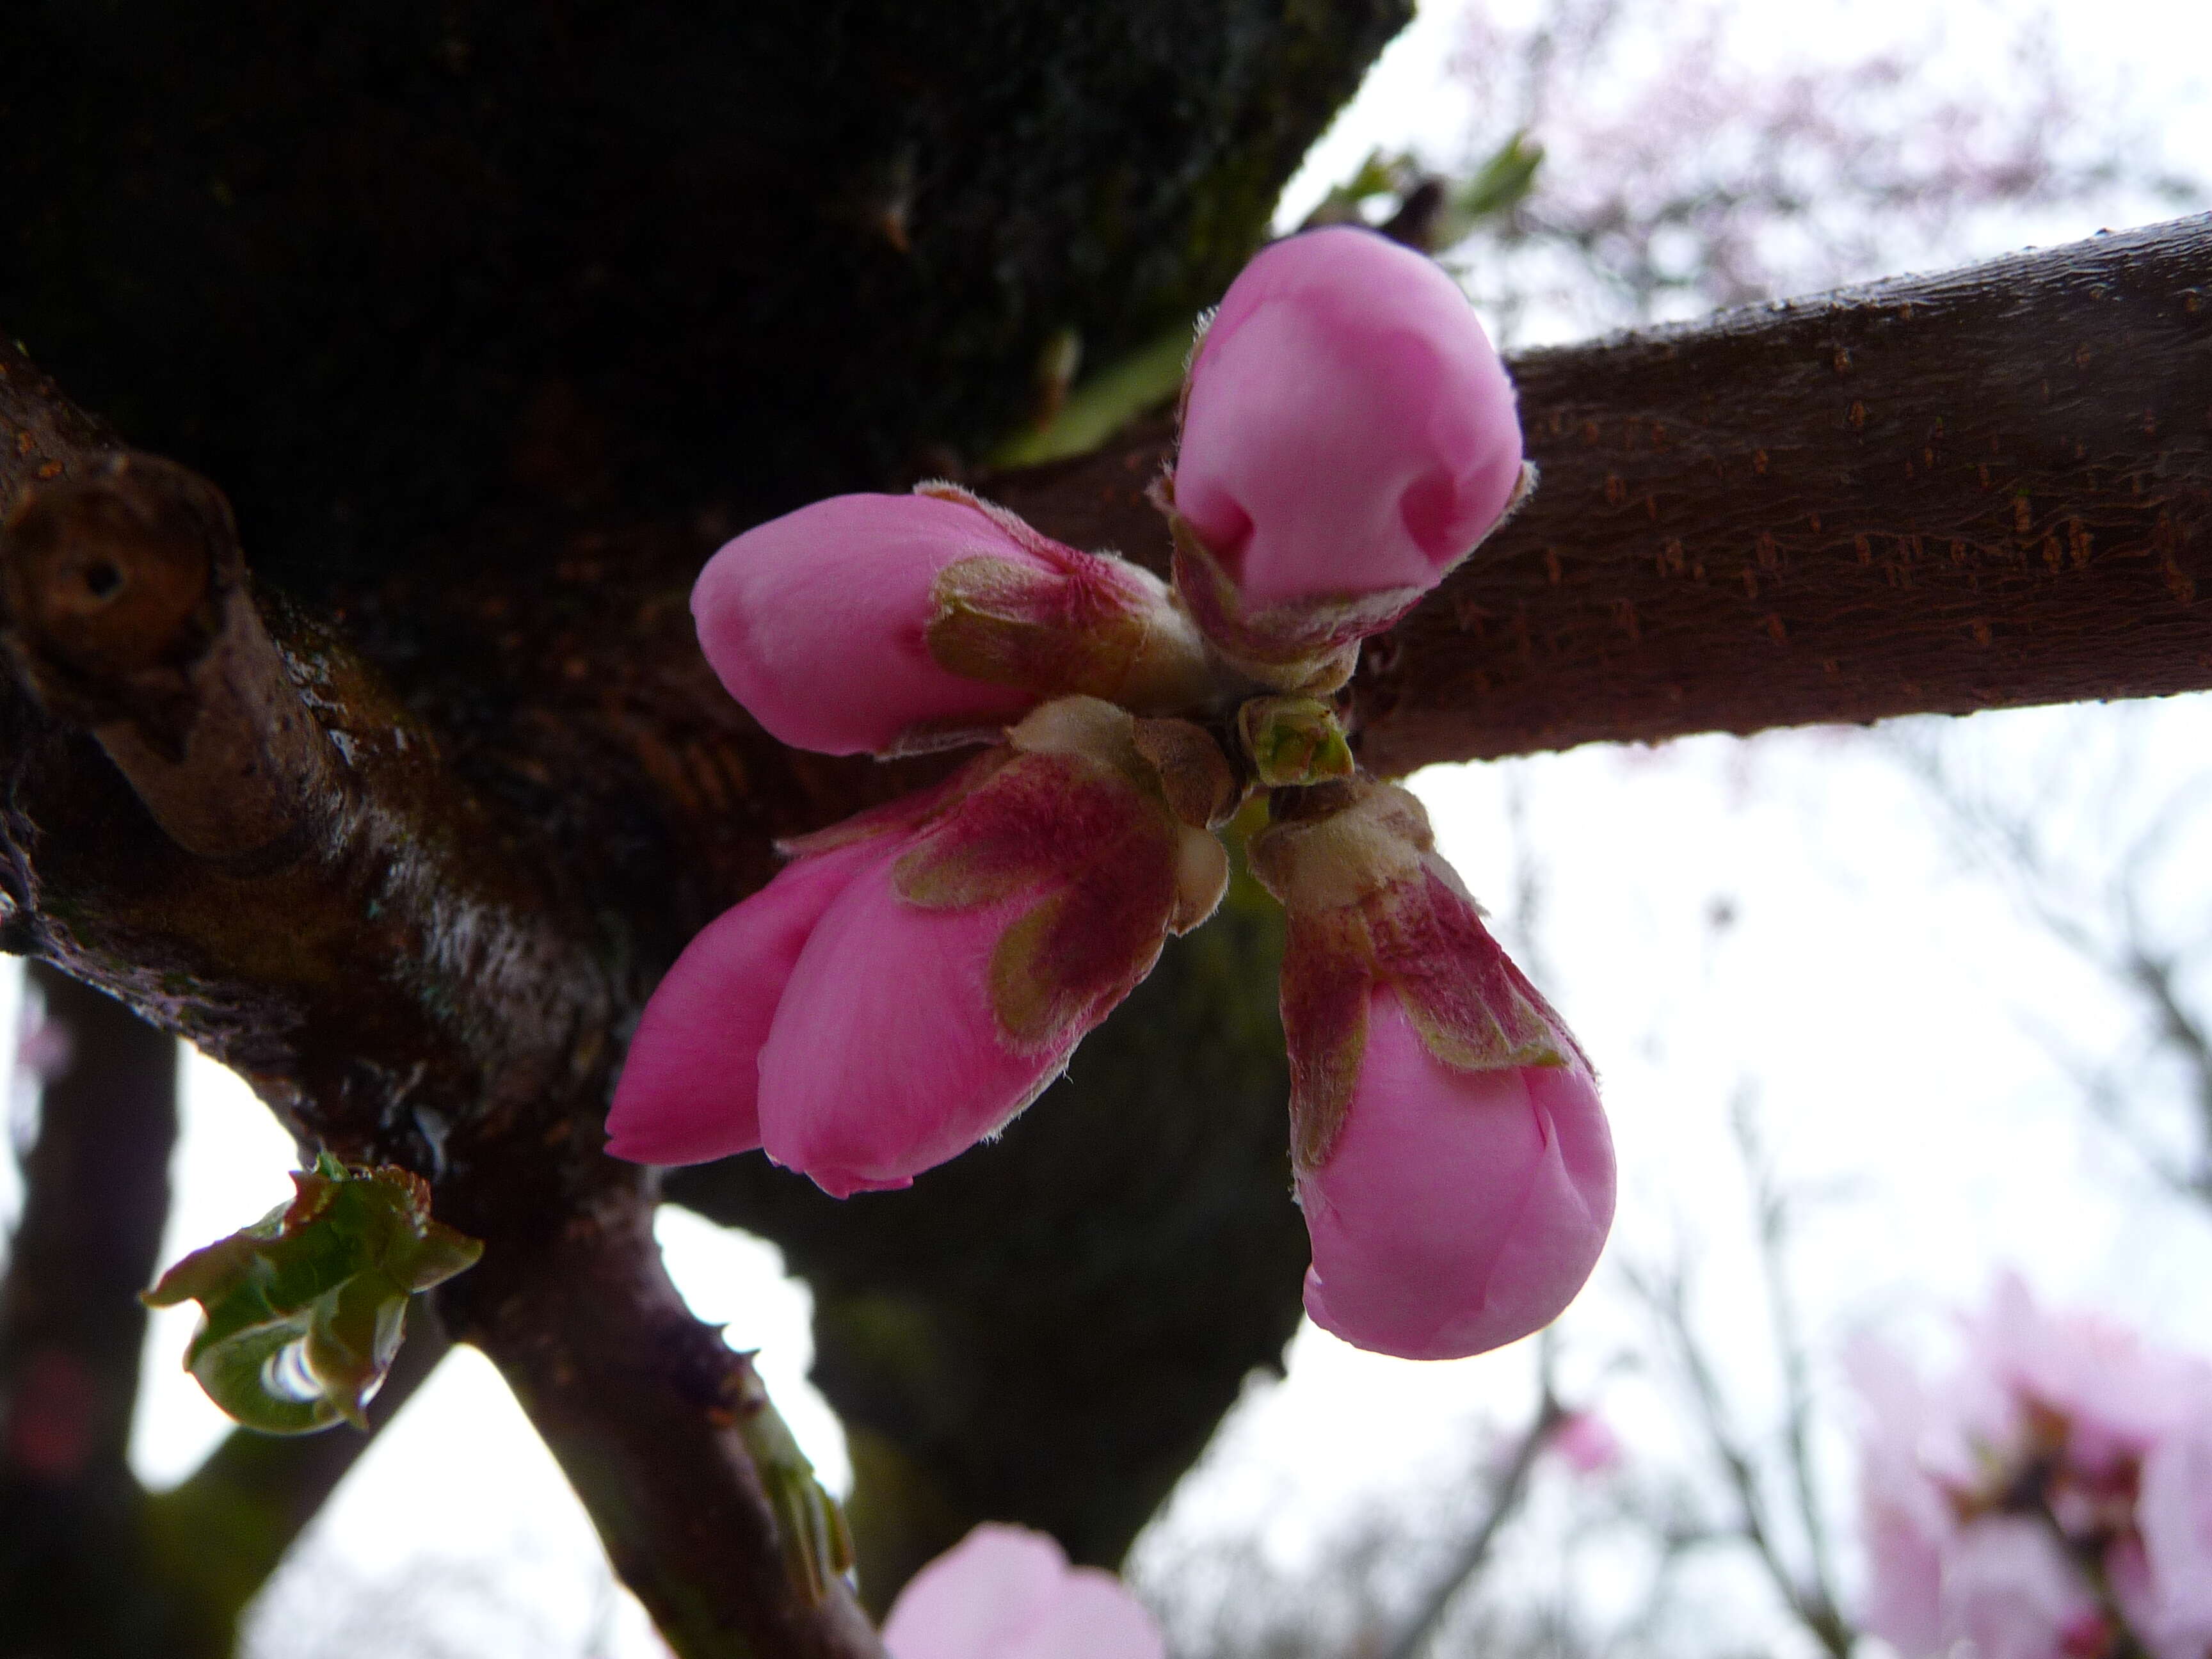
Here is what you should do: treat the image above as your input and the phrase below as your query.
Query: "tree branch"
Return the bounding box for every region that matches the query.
[1,965,177,1655]
[451,1182,883,1659]
[1379,1379,1563,1659]
[0,387,883,1653]
[990,214,2212,771]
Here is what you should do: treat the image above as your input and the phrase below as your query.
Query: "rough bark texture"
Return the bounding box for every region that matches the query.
[0,6,1407,1652]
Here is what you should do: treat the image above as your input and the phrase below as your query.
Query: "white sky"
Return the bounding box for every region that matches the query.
[6,3,2211,1653]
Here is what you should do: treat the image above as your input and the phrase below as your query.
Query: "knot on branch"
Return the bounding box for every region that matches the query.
[0,453,339,865]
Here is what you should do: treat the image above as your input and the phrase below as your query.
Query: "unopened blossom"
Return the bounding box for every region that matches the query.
[1852,1276,2212,1659]
[694,485,1211,757]
[881,1523,1164,1659]
[1249,778,1614,1360]
[609,697,1235,1196]
[1163,225,1529,688]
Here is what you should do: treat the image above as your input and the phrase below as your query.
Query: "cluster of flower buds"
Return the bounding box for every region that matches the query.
[607,225,1614,1360]
[1854,1276,2212,1659]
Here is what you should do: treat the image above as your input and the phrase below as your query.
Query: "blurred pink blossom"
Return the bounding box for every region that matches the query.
[13,1005,71,1087]
[881,1523,1164,1659]
[1852,1275,2212,1659]
[1550,1409,1623,1475]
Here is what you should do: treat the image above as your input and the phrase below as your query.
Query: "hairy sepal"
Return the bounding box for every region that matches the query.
[890,707,1191,1053]
[1253,778,1582,1169]
[918,482,1214,714]
[143,1155,482,1434]
[1160,496,1411,694]
[1155,461,1540,693]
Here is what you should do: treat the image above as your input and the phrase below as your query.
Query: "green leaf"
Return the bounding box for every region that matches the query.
[988,323,1194,468]
[1448,132,1544,226]
[143,1154,483,1435]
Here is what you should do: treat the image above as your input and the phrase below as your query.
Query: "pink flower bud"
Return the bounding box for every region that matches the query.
[603,833,892,1166]
[607,699,1233,1196]
[1297,994,1612,1360]
[694,487,1212,758]
[1166,227,1527,684]
[1249,779,1613,1361]
[881,1523,1164,1659]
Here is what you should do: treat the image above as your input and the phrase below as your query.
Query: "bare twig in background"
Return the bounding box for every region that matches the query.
[1381,1365,1566,1659]
[1444,0,2200,337]
[1888,721,2212,1202]
[1622,1091,1855,1659]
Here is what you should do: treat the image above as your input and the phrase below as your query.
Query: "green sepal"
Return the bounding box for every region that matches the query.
[143,1153,483,1435]
[728,1367,856,1605]
[1237,695,1355,789]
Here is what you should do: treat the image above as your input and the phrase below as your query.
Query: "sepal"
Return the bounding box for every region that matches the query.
[143,1154,482,1434]
[1250,777,1578,1169]
[917,483,1216,717]
[891,697,1231,1051]
[1160,496,1387,694]
[1237,695,1354,789]
[719,1359,855,1606]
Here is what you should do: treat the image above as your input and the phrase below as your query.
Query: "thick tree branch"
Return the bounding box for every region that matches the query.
[453,1183,883,1659]
[0,381,882,1653]
[991,214,2212,771]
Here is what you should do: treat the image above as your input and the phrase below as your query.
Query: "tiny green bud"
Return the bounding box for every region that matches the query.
[1237,695,1355,789]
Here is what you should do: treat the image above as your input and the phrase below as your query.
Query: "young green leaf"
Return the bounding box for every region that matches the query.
[143,1153,482,1434]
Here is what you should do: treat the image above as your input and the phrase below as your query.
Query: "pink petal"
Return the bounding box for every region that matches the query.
[604,838,886,1166]
[1176,227,1523,611]
[881,1525,1164,1659]
[2138,1423,2212,1644]
[1845,1336,1957,1657]
[1297,993,1614,1361]
[1942,1518,2097,1659]
[881,1525,1065,1659]
[693,493,1045,756]
[755,862,1075,1198]
[1002,1571,1167,1659]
